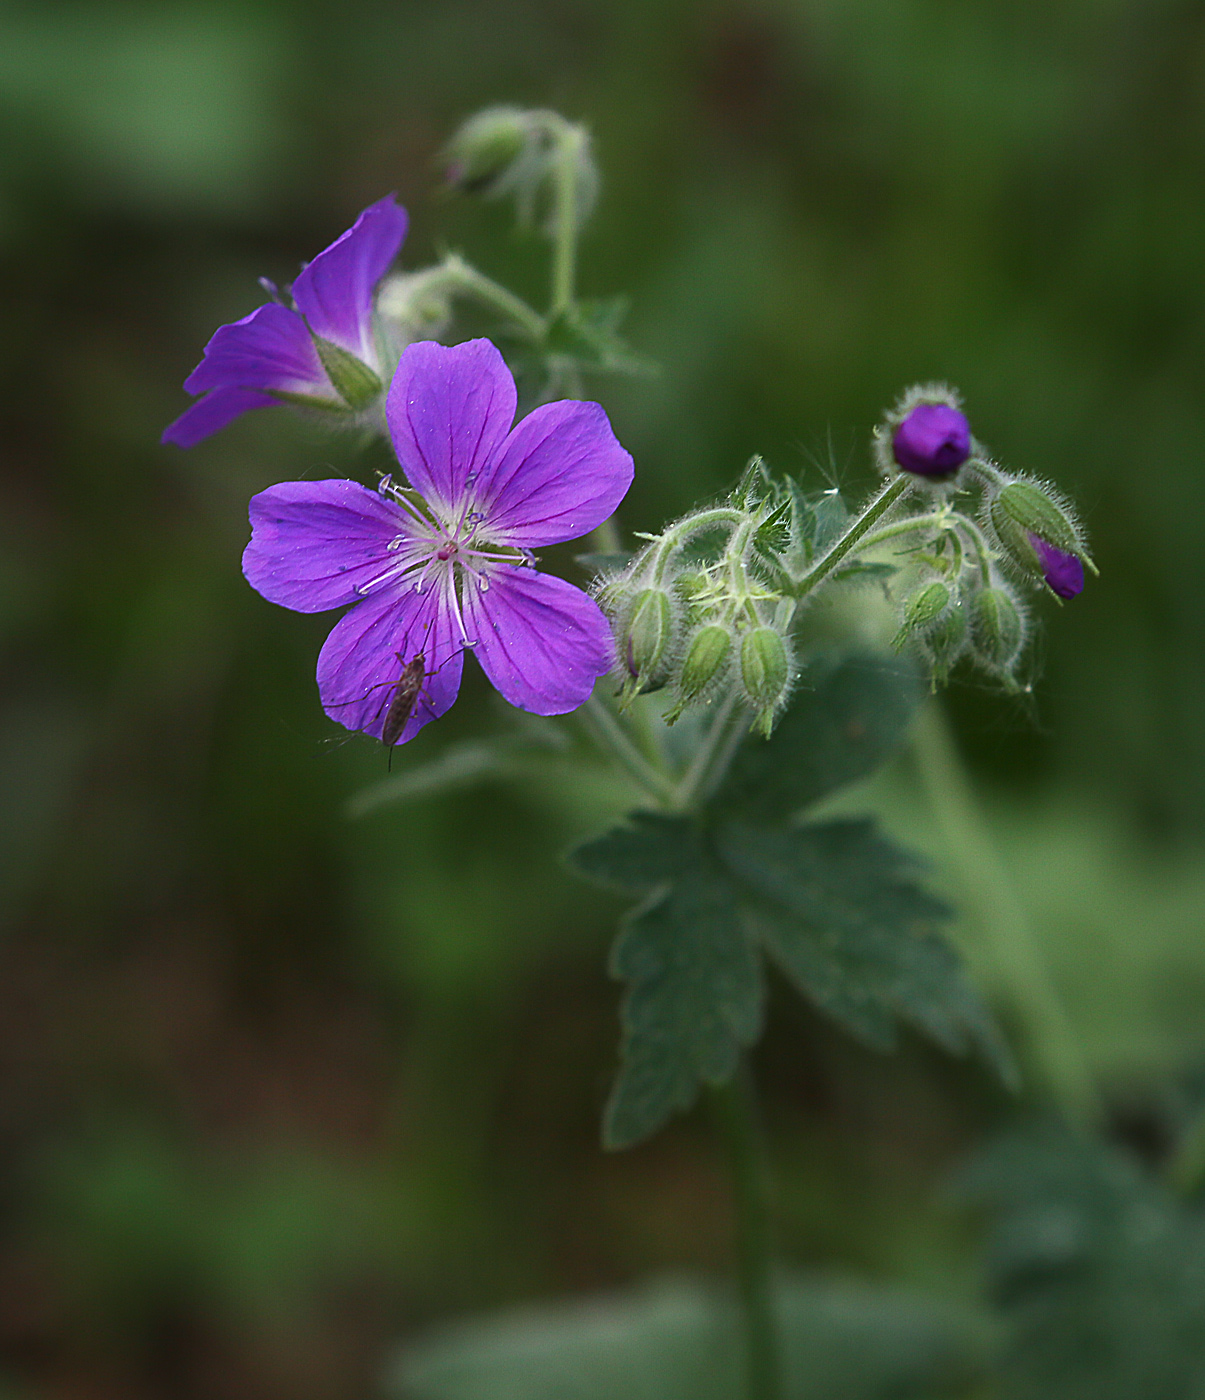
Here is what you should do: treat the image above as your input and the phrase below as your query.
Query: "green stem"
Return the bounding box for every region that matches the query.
[854,509,952,555]
[580,694,678,805]
[649,508,748,585]
[439,254,546,339]
[709,1072,783,1400]
[792,476,911,598]
[911,702,1103,1129]
[549,121,586,315]
[670,691,740,812]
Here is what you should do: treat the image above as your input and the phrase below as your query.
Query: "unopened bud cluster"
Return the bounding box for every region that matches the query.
[871,384,1095,689]
[600,467,801,736]
[601,387,1095,729]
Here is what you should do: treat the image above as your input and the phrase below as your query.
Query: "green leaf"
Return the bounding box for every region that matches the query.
[754,495,794,560]
[712,651,926,822]
[958,1124,1205,1400]
[718,818,1014,1079]
[542,298,657,377]
[389,1272,990,1400]
[570,817,763,1149]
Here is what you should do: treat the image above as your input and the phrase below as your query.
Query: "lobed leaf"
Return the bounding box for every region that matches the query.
[718,818,1014,1081]
[712,651,926,822]
[570,818,763,1148]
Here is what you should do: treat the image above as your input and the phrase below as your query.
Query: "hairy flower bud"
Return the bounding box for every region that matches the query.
[970,586,1026,674]
[892,403,972,477]
[443,106,533,194]
[988,480,1093,593]
[740,626,791,737]
[618,587,675,702]
[1030,536,1085,600]
[892,580,951,650]
[921,601,968,685]
[663,623,733,724]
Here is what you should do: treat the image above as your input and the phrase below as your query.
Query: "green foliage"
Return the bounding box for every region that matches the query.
[715,652,926,822]
[719,819,1012,1071]
[540,298,656,377]
[959,1124,1205,1400]
[389,1273,989,1400]
[572,654,1010,1147]
[572,816,764,1149]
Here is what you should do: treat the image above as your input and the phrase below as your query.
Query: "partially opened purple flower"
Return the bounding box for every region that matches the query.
[1029,534,1085,599]
[243,338,634,743]
[164,196,409,448]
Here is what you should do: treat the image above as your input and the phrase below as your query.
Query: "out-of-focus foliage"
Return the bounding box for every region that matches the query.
[1,0,1204,1396]
[390,1273,989,1400]
[572,653,1009,1148]
[959,1124,1205,1400]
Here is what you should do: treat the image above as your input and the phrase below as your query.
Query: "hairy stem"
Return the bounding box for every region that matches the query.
[580,693,677,804]
[549,121,586,315]
[710,1072,783,1400]
[911,702,1102,1129]
[792,476,912,598]
[670,691,740,811]
[438,255,546,339]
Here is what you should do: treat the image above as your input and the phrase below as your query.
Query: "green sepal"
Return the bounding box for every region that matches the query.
[311,335,383,409]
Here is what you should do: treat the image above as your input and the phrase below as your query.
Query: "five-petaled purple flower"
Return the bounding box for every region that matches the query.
[164,196,409,448]
[1029,534,1085,599]
[243,338,634,743]
[892,403,972,477]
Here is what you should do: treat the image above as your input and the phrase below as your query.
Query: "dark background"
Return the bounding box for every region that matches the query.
[2,1,1204,1396]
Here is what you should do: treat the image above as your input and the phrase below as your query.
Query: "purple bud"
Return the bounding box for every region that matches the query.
[892,403,971,477]
[1029,534,1085,599]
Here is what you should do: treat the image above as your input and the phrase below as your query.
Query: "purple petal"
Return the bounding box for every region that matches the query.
[477,400,634,547]
[316,579,464,744]
[892,403,971,477]
[462,563,612,715]
[292,196,408,367]
[183,302,333,398]
[1030,535,1085,599]
[162,387,277,447]
[385,339,517,514]
[243,479,423,613]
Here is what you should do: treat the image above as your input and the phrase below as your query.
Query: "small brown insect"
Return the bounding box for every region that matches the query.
[381,651,427,748]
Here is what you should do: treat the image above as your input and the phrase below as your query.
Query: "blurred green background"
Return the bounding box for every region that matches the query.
[2,0,1205,1396]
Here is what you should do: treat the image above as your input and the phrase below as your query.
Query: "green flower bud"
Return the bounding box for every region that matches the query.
[989,480,1094,577]
[663,623,732,725]
[443,106,532,194]
[618,587,675,703]
[740,626,791,737]
[922,601,968,685]
[970,586,1025,674]
[892,580,951,650]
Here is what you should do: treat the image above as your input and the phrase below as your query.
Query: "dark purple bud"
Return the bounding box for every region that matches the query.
[892,403,971,477]
[1029,535,1084,599]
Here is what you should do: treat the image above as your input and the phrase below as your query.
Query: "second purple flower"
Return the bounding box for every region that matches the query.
[243,338,634,743]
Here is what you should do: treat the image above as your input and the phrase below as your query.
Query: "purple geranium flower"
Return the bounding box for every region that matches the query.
[243,338,634,743]
[1029,534,1085,599]
[892,403,972,477]
[164,196,409,448]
